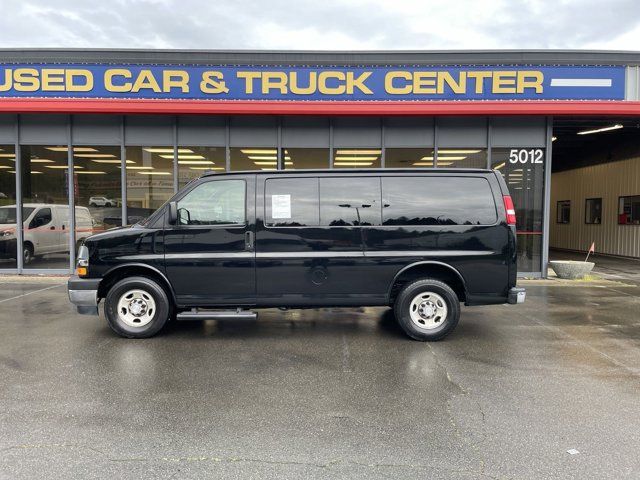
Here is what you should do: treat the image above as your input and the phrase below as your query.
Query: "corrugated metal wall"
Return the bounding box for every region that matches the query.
[550,157,640,257]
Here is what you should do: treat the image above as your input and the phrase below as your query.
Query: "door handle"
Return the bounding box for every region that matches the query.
[245,231,254,250]
[50,226,56,230]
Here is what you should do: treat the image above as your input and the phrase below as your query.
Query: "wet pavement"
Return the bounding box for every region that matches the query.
[1,276,640,479]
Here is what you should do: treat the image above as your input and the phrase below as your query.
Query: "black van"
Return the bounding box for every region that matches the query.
[68,169,525,341]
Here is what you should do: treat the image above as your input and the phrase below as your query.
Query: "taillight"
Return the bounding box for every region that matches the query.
[503,195,517,226]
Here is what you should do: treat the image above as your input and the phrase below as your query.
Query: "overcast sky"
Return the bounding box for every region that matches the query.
[0,0,639,51]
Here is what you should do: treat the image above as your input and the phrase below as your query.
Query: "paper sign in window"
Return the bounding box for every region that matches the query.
[271,194,291,219]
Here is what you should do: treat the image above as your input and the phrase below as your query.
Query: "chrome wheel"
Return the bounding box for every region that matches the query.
[116,289,156,328]
[409,291,448,330]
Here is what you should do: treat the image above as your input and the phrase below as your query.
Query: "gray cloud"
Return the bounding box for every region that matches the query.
[0,0,637,50]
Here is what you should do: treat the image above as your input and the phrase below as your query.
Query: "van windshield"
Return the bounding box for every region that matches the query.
[0,207,35,224]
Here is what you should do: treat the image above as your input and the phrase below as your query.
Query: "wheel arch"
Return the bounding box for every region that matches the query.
[98,263,176,305]
[387,261,468,305]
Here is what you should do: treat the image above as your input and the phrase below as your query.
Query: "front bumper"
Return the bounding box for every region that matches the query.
[68,276,101,315]
[507,287,526,304]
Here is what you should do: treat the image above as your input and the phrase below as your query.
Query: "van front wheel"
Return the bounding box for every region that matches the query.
[104,276,170,338]
[394,279,460,341]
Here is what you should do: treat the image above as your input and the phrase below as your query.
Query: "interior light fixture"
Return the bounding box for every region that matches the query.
[253,161,277,166]
[0,154,15,158]
[335,149,381,155]
[420,156,467,161]
[119,166,154,170]
[493,162,506,170]
[0,165,10,169]
[45,165,84,169]
[248,156,277,160]
[189,167,225,171]
[30,171,43,174]
[437,149,481,154]
[241,149,277,155]
[136,171,172,175]
[178,160,214,165]
[552,136,557,142]
[333,162,374,167]
[159,154,206,160]
[30,159,55,163]
[334,156,379,161]
[91,159,135,164]
[143,148,193,154]
[74,153,116,158]
[577,124,623,135]
[75,171,107,175]
[47,147,97,152]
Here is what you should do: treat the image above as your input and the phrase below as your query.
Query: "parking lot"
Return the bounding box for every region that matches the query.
[1,270,640,479]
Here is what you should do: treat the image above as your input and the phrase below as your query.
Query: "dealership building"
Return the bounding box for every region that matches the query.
[0,49,639,276]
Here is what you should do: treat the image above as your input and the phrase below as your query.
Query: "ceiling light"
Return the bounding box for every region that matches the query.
[241,149,277,155]
[136,171,172,175]
[248,156,277,160]
[0,165,10,169]
[334,156,379,161]
[253,161,277,166]
[0,154,15,158]
[335,149,381,155]
[189,167,225,171]
[412,162,454,166]
[143,148,193,154]
[420,156,467,161]
[493,162,506,170]
[91,159,134,164]
[75,171,107,175]
[159,154,206,160]
[334,162,374,167]
[30,171,43,174]
[47,147,97,152]
[552,136,557,142]
[261,168,277,171]
[30,159,55,163]
[119,166,154,170]
[178,160,214,165]
[437,149,481,154]
[577,124,623,135]
[74,154,116,158]
[45,165,84,169]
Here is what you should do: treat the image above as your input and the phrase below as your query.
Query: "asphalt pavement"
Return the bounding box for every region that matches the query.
[1,274,639,479]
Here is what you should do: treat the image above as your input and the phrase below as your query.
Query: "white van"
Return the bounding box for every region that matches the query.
[0,204,93,264]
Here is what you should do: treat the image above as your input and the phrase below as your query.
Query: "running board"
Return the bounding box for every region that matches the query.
[176,309,257,321]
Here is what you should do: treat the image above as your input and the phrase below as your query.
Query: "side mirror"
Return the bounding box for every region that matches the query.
[168,201,178,225]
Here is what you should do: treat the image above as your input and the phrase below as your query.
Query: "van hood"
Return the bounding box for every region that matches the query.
[85,223,141,242]
[0,223,17,232]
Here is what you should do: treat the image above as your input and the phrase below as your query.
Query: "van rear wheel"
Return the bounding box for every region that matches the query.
[394,278,460,341]
[104,276,170,338]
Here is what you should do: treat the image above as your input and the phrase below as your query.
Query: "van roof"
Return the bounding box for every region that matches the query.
[201,168,493,178]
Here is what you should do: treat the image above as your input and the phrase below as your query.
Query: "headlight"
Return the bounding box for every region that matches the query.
[76,245,89,277]
[1,230,14,238]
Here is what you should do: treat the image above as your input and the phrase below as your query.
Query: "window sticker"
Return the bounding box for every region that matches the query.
[271,194,291,219]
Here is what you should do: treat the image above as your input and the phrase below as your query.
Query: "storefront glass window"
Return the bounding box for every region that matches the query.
[492,148,545,273]
[72,146,121,247]
[230,148,275,171]
[385,148,436,168]
[282,148,329,169]
[333,148,382,169]
[0,145,17,268]
[125,147,174,224]
[438,148,487,168]
[177,146,226,188]
[20,145,70,270]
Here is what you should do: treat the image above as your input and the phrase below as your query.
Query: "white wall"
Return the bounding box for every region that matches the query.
[550,156,640,257]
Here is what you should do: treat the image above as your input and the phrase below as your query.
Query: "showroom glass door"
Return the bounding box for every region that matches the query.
[20,145,70,271]
[491,147,546,274]
[0,145,17,270]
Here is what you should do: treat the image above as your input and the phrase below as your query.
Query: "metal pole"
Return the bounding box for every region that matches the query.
[433,118,439,168]
[225,117,230,172]
[541,116,553,278]
[173,116,178,192]
[15,116,22,273]
[67,116,75,272]
[120,117,127,226]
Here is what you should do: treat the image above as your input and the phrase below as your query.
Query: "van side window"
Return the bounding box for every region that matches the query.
[29,208,52,228]
[177,180,245,225]
[319,177,381,226]
[266,178,319,226]
[382,177,497,226]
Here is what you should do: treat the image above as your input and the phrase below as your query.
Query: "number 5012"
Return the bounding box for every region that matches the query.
[509,149,543,164]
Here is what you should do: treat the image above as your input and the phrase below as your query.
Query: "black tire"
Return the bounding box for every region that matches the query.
[394,278,460,341]
[104,276,171,338]
[23,243,34,265]
[89,202,97,208]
